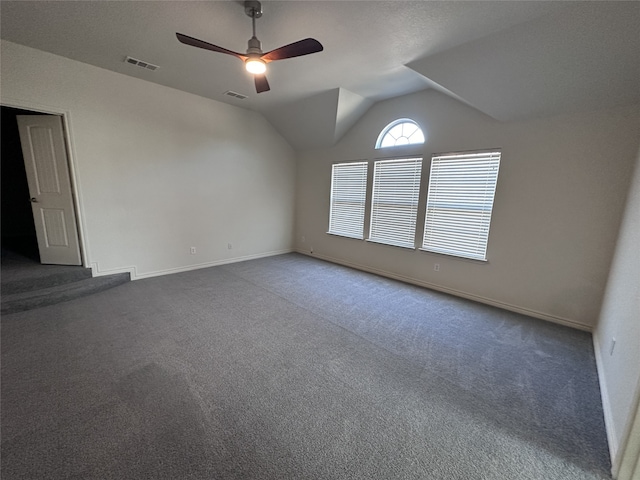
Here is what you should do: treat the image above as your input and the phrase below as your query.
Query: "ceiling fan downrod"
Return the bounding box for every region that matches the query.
[245,1,263,56]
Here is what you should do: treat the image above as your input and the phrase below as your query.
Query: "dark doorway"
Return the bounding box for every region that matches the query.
[1,106,51,261]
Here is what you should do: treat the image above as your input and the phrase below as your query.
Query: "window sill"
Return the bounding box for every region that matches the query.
[326,232,364,240]
[366,238,416,250]
[418,248,488,262]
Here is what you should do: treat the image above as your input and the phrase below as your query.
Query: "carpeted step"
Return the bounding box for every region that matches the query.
[1,273,131,315]
[1,266,94,295]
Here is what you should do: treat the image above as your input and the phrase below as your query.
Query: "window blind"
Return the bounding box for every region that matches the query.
[422,151,501,261]
[328,161,368,239]
[369,157,422,248]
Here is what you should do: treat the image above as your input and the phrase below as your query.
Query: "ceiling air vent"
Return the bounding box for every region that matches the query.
[224,91,248,100]
[124,56,159,71]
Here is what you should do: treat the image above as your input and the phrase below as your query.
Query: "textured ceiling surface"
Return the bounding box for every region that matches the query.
[1,1,638,149]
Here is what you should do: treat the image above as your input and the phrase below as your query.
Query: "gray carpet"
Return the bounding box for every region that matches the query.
[1,253,610,479]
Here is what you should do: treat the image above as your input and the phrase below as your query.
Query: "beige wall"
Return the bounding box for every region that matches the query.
[595,145,640,473]
[1,40,296,279]
[295,89,640,329]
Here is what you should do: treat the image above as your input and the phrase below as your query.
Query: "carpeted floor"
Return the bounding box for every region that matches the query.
[0,253,610,479]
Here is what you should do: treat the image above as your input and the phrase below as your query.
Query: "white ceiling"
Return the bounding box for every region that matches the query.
[2,1,639,149]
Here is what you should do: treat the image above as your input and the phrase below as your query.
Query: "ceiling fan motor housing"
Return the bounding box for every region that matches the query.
[247,36,263,56]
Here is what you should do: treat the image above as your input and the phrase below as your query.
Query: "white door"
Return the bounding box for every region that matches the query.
[16,115,82,265]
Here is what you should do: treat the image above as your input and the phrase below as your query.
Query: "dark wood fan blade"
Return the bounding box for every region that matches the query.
[261,38,323,62]
[176,33,248,61]
[254,74,270,93]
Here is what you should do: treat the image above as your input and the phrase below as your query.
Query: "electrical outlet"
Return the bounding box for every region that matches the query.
[301,236,306,243]
[434,263,440,272]
[227,243,232,250]
[190,247,196,255]
[610,338,616,356]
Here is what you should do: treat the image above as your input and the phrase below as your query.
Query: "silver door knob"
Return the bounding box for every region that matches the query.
[30,197,38,203]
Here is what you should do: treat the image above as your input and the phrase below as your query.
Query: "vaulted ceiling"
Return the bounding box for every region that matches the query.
[1,1,638,150]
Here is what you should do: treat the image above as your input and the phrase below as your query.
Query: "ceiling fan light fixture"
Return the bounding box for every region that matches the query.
[245,58,266,74]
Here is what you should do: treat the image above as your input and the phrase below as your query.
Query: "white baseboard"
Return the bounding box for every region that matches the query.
[297,249,593,332]
[90,263,137,279]
[91,248,294,281]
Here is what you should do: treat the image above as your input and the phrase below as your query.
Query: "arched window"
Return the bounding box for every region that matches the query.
[375,119,425,149]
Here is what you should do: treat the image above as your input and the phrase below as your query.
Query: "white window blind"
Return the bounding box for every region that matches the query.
[369,157,422,248]
[422,150,501,261]
[328,161,368,239]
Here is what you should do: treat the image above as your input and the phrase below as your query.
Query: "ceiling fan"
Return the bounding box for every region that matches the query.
[176,0,323,94]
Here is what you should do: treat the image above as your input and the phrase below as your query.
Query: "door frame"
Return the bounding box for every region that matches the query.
[2,98,88,267]
[615,383,640,480]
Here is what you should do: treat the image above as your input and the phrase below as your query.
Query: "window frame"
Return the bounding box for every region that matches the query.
[420,149,501,261]
[375,119,425,149]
